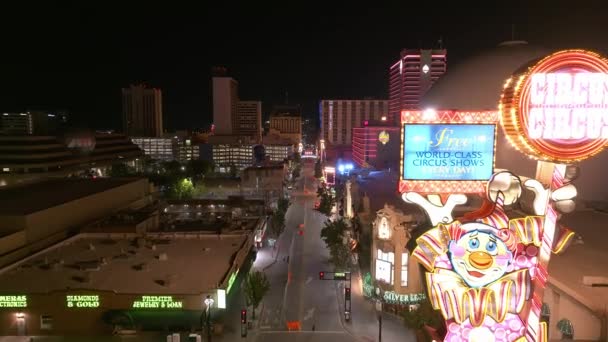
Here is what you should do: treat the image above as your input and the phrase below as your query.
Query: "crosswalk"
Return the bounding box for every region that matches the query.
[259,307,283,330]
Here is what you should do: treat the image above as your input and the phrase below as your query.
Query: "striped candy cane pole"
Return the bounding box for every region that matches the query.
[525,163,567,342]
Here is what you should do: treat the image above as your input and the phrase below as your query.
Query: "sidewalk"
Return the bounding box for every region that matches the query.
[334,263,417,342]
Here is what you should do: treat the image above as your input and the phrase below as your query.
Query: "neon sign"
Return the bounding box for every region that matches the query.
[226,271,238,294]
[528,73,608,140]
[382,291,426,305]
[378,130,390,145]
[500,49,608,162]
[402,124,496,181]
[66,295,99,308]
[132,296,183,309]
[399,111,499,194]
[0,295,27,308]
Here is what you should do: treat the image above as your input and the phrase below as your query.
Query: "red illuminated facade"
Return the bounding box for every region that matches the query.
[352,124,400,168]
[388,49,447,125]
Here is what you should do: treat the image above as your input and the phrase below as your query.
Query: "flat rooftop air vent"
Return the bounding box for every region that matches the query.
[72,274,90,283]
[583,276,608,287]
[75,260,101,271]
[154,278,172,287]
[132,263,147,271]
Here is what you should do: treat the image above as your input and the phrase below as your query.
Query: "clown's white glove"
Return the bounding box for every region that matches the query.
[524,179,549,215]
[524,179,578,215]
[402,192,467,226]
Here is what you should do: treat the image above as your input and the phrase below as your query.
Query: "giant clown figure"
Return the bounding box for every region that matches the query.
[403,171,577,342]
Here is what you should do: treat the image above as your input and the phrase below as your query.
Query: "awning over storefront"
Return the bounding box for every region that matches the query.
[104,309,203,331]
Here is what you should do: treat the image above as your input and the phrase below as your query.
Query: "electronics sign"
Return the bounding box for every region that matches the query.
[402,124,495,181]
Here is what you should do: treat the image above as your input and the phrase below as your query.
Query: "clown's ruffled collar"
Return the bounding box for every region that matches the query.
[426,267,530,327]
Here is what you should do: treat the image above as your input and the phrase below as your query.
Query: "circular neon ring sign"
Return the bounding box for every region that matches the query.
[500,49,608,162]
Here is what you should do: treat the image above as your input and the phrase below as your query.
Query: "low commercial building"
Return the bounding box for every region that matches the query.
[241,164,287,204]
[0,231,253,335]
[0,178,155,268]
[161,197,266,232]
[542,210,608,341]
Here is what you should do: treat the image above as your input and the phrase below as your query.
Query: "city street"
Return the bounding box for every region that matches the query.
[250,162,416,342]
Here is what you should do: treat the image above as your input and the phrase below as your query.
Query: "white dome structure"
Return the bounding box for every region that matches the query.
[420,41,608,201]
[421,41,550,110]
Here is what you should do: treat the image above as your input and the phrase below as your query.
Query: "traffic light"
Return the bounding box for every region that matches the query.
[241,309,247,324]
[319,271,325,280]
[345,287,351,300]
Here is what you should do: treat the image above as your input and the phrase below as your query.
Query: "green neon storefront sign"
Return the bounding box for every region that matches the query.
[66,295,99,308]
[132,296,183,309]
[0,295,27,308]
[226,270,238,294]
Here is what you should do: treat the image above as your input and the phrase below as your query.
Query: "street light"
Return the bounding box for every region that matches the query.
[375,288,383,342]
[204,295,215,342]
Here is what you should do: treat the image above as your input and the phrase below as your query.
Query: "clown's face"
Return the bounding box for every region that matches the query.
[449,224,513,288]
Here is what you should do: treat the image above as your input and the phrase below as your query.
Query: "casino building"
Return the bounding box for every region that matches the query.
[352,121,400,169]
[412,41,608,341]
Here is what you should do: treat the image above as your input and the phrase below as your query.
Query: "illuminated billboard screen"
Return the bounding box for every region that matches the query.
[402,124,495,181]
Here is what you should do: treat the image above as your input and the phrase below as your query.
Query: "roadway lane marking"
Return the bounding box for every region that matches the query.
[303,308,315,321]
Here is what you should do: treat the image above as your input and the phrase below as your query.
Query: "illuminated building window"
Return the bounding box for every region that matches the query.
[376,249,394,285]
[40,315,53,330]
[401,252,409,286]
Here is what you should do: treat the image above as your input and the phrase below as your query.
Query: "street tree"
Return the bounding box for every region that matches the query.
[277,197,290,213]
[329,243,351,271]
[243,270,270,320]
[293,152,301,164]
[292,166,301,180]
[314,160,323,178]
[402,298,446,342]
[167,178,195,199]
[320,218,348,248]
[317,190,334,215]
[270,211,285,237]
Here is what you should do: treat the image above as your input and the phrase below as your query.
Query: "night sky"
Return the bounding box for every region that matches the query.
[0,1,606,131]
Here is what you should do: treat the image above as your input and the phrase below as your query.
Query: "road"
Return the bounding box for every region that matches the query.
[254,162,355,341]
[210,161,416,342]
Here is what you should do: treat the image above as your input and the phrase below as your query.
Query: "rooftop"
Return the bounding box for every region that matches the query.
[548,210,608,314]
[0,178,142,215]
[0,233,249,295]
